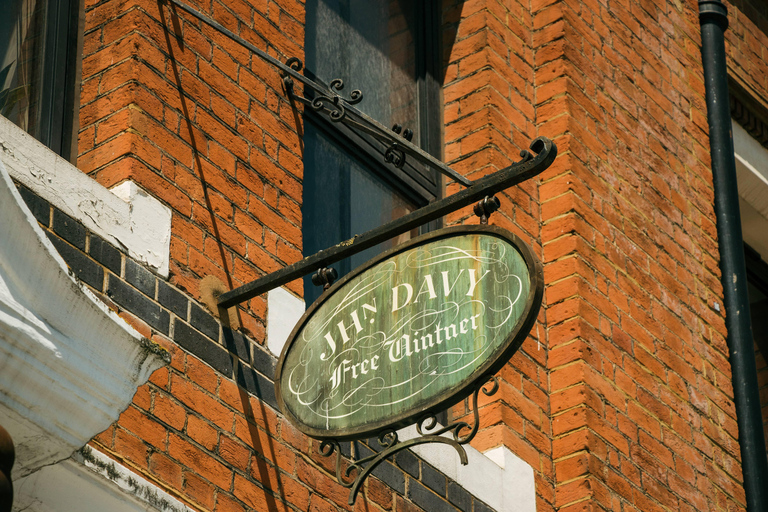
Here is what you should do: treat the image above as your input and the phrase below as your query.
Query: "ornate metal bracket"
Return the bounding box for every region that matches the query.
[164,0,471,188]
[319,376,499,505]
[218,137,557,307]
[161,1,559,308]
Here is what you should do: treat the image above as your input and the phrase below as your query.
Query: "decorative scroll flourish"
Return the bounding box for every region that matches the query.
[518,149,534,164]
[384,124,413,168]
[281,57,363,122]
[320,375,499,505]
[384,143,406,168]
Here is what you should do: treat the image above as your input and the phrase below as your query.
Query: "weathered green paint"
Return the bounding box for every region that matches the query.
[275,226,543,440]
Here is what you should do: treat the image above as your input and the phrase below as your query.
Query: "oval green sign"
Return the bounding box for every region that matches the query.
[275,225,543,440]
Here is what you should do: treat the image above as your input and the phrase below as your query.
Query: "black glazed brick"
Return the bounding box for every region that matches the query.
[395,449,419,479]
[447,482,472,512]
[17,185,50,226]
[421,462,447,497]
[190,303,219,341]
[158,280,188,319]
[474,499,495,512]
[52,208,86,250]
[47,233,104,290]
[371,461,405,495]
[106,275,170,334]
[354,441,375,460]
[408,479,455,512]
[125,259,156,298]
[236,364,277,410]
[89,236,122,275]
[250,343,276,379]
[174,320,233,376]
[223,327,252,364]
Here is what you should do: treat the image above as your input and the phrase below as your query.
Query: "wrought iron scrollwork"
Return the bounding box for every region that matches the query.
[320,375,499,505]
[285,57,303,72]
[384,143,405,168]
[281,57,363,123]
[384,124,413,168]
[164,0,473,187]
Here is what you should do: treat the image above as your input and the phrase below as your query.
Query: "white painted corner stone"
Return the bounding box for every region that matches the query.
[266,286,306,357]
[0,115,172,276]
[14,448,195,512]
[402,425,536,512]
[265,288,536,511]
[110,181,173,276]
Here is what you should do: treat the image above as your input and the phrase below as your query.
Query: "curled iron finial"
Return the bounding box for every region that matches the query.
[311,267,338,290]
[377,429,398,448]
[518,149,533,163]
[348,90,363,104]
[473,196,501,224]
[285,57,303,72]
[384,143,406,168]
[329,79,363,105]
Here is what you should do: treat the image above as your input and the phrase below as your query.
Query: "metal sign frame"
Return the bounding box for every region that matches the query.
[274,224,544,440]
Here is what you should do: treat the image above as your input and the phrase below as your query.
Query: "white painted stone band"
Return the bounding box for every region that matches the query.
[0,115,172,276]
[14,447,195,512]
[733,119,768,260]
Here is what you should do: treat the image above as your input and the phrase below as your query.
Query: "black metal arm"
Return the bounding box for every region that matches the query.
[160,0,557,309]
[217,137,556,308]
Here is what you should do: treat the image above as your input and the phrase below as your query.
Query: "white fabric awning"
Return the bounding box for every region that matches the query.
[0,156,168,478]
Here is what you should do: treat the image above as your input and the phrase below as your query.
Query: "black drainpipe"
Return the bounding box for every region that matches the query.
[699,2,768,510]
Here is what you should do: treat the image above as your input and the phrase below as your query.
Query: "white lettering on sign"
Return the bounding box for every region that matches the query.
[322,269,492,361]
[320,299,378,360]
[385,314,481,363]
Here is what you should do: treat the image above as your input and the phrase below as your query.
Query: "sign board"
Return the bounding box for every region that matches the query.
[275,225,543,440]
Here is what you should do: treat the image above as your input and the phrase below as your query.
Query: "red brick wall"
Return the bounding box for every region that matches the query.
[78,0,305,341]
[535,0,746,510]
[442,0,763,511]
[70,0,766,510]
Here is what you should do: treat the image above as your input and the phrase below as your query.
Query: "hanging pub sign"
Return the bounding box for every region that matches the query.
[275,225,544,440]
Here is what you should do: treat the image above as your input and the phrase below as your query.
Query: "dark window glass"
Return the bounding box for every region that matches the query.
[306,0,421,144]
[302,0,440,305]
[0,0,81,159]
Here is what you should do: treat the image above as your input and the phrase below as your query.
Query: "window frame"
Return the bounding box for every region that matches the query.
[301,0,443,206]
[301,0,444,301]
[39,0,83,161]
[0,0,83,161]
